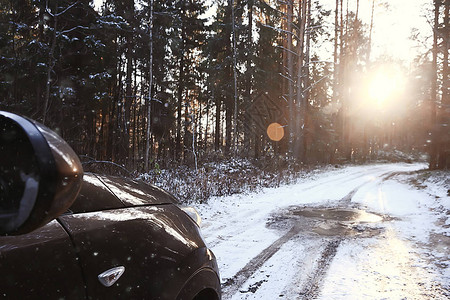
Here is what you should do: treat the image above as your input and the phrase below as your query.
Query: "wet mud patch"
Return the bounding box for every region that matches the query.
[425,232,450,269]
[239,279,268,294]
[268,206,389,238]
[292,208,383,222]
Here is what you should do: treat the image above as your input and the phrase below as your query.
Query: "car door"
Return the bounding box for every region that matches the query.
[0,220,85,299]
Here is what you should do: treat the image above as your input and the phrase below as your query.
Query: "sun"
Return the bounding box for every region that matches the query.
[368,74,396,104]
[366,65,406,108]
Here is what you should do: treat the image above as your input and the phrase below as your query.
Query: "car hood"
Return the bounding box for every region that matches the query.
[95,174,178,207]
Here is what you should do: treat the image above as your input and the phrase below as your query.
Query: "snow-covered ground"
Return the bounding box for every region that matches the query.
[196,163,450,299]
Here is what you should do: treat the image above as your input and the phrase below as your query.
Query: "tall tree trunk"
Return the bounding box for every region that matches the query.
[176,76,183,160]
[304,0,312,161]
[429,0,439,169]
[230,0,238,155]
[438,0,449,169]
[198,101,203,150]
[333,0,339,100]
[367,1,375,66]
[125,1,135,165]
[132,94,137,170]
[214,91,221,151]
[287,0,295,157]
[145,0,154,171]
[331,0,340,163]
[345,0,349,35]
[355,0,360,20]
[339,0,350,159]
[184,97,190,162]
[244,0,253,156]
[281,3,288,157]
[294,0,308,160]
[124,1,135,167]
[224,1,233,156]
[204,100,210,151]
[225,99,232,156]
[43,3,58,125]
[176,5,186,161]
[192,105,198,171]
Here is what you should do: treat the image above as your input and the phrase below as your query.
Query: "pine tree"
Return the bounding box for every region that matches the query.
[172,0,207,163]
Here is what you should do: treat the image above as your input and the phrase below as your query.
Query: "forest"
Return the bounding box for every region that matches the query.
[0,0,448,173]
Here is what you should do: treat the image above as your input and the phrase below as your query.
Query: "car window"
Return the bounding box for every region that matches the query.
[68,174,124,213]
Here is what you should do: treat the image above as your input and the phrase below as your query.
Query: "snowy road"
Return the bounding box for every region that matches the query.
[197,163,450,299]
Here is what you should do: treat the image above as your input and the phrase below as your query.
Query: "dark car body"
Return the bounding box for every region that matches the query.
[0,173,220,299]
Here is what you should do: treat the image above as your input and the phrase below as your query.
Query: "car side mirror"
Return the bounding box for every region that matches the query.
[0,111,83,235]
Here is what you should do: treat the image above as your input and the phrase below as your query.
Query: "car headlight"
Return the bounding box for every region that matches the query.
[180,206,202,227]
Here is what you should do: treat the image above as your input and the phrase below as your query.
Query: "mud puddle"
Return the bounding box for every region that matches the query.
[292,208,383,222]
[269,207,388,238]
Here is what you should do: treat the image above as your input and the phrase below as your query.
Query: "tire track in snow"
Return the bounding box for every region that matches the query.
[205,167,387,246]
[220,169,408,299]
[294,179,373,299]
[300,167,384,193]
[339,171,396,203]
[221,178,373,298]
[295,170,401,298]
[299,239,341,299]
[204,169,377,250]
[221,225,302,298]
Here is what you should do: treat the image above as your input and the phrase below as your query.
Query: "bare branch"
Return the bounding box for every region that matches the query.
[275,45,299,57]
[260,23,300,41]
[46,1,80,18]
[55,1,79,17]
[306,60,336,65]
[302,74,331,94]
[279,72,295,83]
[60,25,89,34]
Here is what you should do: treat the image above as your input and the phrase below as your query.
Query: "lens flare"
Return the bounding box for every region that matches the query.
[267,123,284,142]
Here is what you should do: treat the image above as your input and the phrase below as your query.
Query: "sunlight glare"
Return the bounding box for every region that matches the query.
[367,65,406,108]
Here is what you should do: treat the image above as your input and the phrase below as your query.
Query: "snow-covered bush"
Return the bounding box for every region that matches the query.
[138,157,319,204]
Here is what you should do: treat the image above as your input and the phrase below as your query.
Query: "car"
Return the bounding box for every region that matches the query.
[0,111,221,299]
